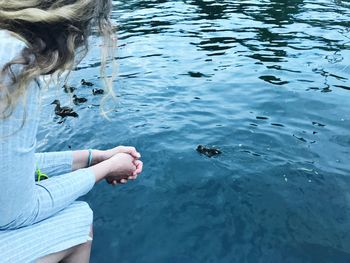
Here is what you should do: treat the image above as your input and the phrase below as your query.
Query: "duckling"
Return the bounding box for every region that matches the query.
[81,79,94,86]
[62,84,76,93]
[196,145,222,157]
[51,99,78,118]
[73,95,87,105]
[92,88,104,95]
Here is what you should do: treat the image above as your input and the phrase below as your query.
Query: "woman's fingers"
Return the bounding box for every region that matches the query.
[133,160,143,176]
[128,174,138,180]
[117,146,141,159]
[107,178,127,185]
[104,150,142,186]
[110,179,129,186]
[128,147,141,159]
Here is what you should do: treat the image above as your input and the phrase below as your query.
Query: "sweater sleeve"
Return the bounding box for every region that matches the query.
[32,168,95,227]
[0,167,95,230]
[35,151,74,178]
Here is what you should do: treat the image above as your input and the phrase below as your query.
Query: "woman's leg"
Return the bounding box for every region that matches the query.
[36,225,93,263]
[61,225,93,263]
[61,240,92,263]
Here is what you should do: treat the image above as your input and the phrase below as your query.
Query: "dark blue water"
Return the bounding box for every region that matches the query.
[37,0,350,262]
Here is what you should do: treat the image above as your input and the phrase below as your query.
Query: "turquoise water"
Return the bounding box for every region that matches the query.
[37,0,350,262]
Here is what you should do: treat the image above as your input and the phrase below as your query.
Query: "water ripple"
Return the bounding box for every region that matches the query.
[37,0,350,262]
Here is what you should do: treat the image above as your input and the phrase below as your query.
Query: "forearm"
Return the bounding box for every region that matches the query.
[73,150,114,183]
[35,150,106,175]
[35,151,73,177]
[71,146,140,171]
[89,159,112,183]
[72,149,105,171]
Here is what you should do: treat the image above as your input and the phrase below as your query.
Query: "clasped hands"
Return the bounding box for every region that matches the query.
[91,146,143,186]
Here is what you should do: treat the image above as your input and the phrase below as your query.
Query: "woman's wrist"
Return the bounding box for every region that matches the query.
[72,146,138,171]
[89,147,140,167]
[72,149,106,170]
[90,149,111,166]
[90,158,112,183]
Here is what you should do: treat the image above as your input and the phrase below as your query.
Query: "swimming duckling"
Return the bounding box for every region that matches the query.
[81,79,94,86]
[51,99,78,118]
[92,88,104,95]
[196,145,221,157]
[72,95,87,105]
[62,84,76,93]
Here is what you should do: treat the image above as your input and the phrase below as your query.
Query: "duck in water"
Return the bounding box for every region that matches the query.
[92,88,104,95]
[51,100,78,118]
[62,84,76,93]
[196,145,221,157]
[72,95,87,105]
[81,79,94,86]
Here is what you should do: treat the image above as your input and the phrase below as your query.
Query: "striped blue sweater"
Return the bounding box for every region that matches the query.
[0,30,95,262]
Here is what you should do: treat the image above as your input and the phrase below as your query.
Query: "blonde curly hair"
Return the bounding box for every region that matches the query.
[0,0,116,119]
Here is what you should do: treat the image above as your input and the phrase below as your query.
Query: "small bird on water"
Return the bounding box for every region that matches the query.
[81,79,94,86]
[196,145,222,157]
[92,88,104,95]
[72,95,87,105]
[51,99,78,118]
[62,84,76,93]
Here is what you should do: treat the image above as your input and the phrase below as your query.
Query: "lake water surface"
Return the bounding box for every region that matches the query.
[37,0,350,262]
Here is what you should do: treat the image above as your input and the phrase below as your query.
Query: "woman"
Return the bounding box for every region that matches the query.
[0,0,143,262]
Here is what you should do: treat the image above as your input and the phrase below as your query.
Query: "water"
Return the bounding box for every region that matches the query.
[36,0,350,262]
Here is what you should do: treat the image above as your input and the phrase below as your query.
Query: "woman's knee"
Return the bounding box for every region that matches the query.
[90,224,93,239]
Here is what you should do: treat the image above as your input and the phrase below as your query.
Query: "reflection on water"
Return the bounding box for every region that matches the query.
[37,0,350,262]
